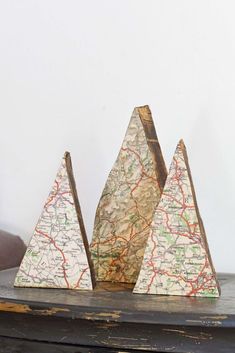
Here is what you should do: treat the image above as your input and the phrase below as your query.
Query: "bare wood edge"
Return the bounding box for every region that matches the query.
[64,152,96,289]
[179,140,221,296]
[137,105,167,190]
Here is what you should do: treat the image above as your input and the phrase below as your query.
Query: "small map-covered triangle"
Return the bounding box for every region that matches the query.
[134,140,220,297]
[90,105,167,283]
[14,152,95,290]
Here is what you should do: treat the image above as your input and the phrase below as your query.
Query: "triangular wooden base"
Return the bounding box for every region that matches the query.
[134,140,220,297]
[14,152,95,290]
[90,105,167,283]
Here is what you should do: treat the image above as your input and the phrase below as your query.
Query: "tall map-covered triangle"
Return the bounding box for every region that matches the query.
[14,152,95,290]
[90,105,167,283]
[134,140,220,297]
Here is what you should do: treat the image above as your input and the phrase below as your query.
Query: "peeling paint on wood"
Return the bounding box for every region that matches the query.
[0,269,235,352]
[200,315,228,320]
[163,328,213,340]
[83,311,121,320]
[0,302,69,316]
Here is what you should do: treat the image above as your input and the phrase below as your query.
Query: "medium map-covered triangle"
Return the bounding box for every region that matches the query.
[14,152,95,290]
[134,140,220,297]
[90,105,167,283]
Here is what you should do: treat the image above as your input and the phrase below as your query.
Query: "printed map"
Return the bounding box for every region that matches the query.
[90,106,167,283]
[14,153,93,290]
[134,140,220,297]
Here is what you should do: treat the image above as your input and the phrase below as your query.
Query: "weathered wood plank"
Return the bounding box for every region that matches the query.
[0,312,234,352]
[0,269,235,352]
[0,269,234,328]
[0,336,148,353]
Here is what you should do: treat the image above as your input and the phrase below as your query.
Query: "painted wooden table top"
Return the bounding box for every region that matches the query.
[0,268,234,326]
[0,268,234,352]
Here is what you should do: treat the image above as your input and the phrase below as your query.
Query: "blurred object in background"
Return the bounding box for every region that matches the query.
[0,230,26,270]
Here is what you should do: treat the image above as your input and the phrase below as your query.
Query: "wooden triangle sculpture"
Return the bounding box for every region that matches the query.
[134,140,220,297]
[14,152,95,290]
[90,105,167,283]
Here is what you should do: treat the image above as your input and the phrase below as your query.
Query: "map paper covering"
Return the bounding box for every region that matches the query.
[14,153,93,290]
[134,140,220,297]
[90,106,167,283]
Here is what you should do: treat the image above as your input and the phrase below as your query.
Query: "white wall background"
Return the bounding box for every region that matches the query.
[0,0,234,273]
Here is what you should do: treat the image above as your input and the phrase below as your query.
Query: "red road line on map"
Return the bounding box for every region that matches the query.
[45,180,60,211]
[145,152,214,294]
[35,228,70,289]
[95,145,161,282]
[75,267,89,288]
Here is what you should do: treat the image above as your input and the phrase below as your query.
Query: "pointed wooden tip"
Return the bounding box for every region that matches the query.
[64,152,72,173]
[177,139,188,159]
[64,151,71,159]
[136,104,150,110]
[137,105,153,124]
[137,105,150,115]
[178,139,186,150]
